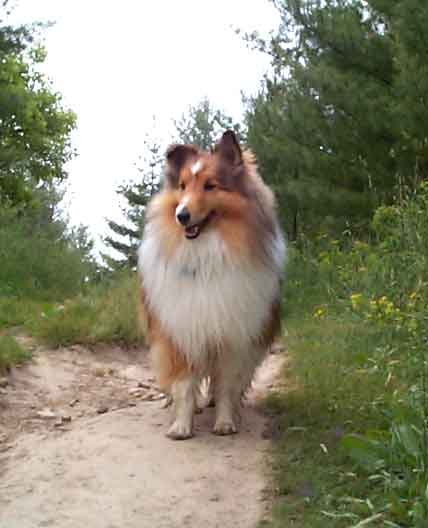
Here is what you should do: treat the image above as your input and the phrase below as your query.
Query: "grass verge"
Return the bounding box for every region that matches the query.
[0,335,32,373]
[264,185,428,526]
[263,316,398,527]
[31,273,144,348]
[0,297,44,328]
[0,273,144,354]
[263,193,428,526]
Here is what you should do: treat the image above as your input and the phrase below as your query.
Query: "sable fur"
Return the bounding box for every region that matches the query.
[138,131,285,439]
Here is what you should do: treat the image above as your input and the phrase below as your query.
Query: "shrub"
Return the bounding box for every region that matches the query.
[0,205,96,301]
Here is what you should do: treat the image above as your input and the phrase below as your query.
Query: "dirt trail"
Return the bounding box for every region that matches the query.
[0,339,283,528]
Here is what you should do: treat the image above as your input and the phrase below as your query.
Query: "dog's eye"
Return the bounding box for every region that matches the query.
[204,182,217,191]
[179,182,186,191]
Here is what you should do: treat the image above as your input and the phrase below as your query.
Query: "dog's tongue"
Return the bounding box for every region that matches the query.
[185,224,200,239]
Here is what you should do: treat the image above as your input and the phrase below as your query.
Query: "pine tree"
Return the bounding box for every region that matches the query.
[245,0,428,238]
[370,0,428,187]
[102,138,162,270]
[174,97,242,149]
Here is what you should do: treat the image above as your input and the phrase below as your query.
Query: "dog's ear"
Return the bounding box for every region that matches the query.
[214,130,242,165]
[165,144,199,187]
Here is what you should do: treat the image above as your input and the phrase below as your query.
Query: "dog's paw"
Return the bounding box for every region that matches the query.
[166,420,194,440]
[213,420,238,436]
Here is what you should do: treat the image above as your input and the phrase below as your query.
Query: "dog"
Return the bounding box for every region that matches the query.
[138,130,285,439]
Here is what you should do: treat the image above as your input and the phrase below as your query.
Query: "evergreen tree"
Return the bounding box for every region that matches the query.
[369,0,428,188]
[245,0,428,238]
[174,97,242,149]
[102,138,162,270]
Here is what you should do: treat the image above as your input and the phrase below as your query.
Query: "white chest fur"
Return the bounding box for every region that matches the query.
[138,227,284,364]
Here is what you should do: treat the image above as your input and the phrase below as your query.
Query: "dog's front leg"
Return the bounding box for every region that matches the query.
[212,361,242,436]
[167,376,196,440]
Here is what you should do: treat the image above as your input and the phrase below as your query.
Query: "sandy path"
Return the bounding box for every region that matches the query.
[0,341,283,528]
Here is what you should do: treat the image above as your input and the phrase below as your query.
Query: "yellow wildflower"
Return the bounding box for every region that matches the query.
[350,293,363,310]
[314,308,325,318]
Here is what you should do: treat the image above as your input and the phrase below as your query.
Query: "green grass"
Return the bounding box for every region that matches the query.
[262,317,396,527]
[264,185,428,527]
[31,273,144,347]
[0,297,45,328]
[265,322,428,526]
[0,298,41,371]
[1,273,144,357]
[0,334,32,373]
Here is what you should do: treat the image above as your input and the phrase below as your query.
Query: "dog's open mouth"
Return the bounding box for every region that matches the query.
[185,224,201,239]
[184,212,216,240]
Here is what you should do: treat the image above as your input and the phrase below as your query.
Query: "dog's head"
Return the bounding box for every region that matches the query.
[164,131,246,240]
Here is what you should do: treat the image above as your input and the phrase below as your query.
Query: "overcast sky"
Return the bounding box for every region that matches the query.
[10,1,278,253]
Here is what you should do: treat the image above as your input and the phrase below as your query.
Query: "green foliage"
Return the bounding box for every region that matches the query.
[33,273,144,347]
[174,97,242,150]
[245,0,428,239]
[0,190,97,300]
[0,5,76,207]
[342,405,428,525]
[268,184,428,526]
[103,137,162,270]
[0,274,143,353]
[0,296,43,328]
[0,334,31,372]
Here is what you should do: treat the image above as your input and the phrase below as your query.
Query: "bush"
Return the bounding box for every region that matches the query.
[0,205,96,301]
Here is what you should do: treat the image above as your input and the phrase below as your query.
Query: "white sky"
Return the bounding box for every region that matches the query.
[9,1,278,253]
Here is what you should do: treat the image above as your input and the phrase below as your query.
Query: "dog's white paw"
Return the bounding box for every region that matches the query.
[213,419,238,436]
[166,420,193,440]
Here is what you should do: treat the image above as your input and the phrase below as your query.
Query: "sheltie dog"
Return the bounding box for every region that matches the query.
[138,130,285,439]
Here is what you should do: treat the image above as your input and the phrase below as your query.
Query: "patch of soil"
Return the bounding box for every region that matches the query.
[0,339,284,528]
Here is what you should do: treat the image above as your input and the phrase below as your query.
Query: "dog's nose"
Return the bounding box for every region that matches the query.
[176,207,191,226]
